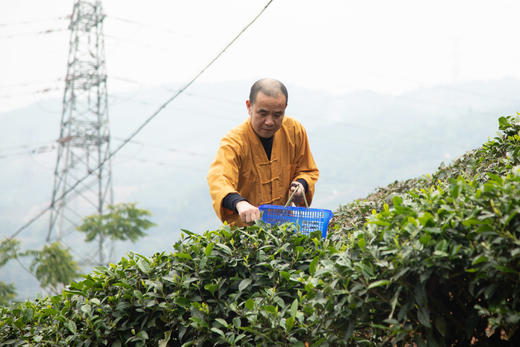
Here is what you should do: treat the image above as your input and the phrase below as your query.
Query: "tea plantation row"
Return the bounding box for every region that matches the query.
[1,115,520,346]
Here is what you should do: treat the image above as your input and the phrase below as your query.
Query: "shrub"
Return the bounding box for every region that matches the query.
[1,115,520,346]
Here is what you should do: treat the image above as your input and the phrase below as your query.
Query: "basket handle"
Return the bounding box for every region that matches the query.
[285,182,309,208]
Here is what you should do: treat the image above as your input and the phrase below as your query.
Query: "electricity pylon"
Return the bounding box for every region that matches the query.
[48,0,113,264]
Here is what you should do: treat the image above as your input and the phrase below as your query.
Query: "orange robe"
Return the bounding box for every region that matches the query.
[207,116,319,226]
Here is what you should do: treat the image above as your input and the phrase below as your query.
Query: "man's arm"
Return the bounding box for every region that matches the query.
[235,201,260,223]
[223,193,259,223]
[207,138,243,222]
[288,179,309,206]
[222,193,246,212]
[208,136,262,224]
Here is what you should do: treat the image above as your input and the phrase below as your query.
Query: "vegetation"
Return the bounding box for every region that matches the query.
[24,242,81,296]
[77,203,156,265]
[1,115,520,345]
[0,203,154,301]
[331,114,520,232]
[0,239,19,305]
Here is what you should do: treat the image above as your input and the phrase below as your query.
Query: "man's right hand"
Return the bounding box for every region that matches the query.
[236,201,261,223]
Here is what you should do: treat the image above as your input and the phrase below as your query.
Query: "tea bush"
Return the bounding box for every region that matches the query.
[1,115,520,346]
[331,114,520,232]
[0,225,329,346]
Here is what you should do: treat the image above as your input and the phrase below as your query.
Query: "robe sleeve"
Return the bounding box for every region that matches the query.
[293,123,319,206]
[207,134,243,221]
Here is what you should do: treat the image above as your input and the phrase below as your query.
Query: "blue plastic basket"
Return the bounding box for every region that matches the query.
[258,204,333,238]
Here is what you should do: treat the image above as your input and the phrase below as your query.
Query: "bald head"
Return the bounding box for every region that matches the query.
[249,78,288,105]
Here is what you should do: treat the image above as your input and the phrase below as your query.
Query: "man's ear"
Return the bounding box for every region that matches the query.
[246,100,252,115]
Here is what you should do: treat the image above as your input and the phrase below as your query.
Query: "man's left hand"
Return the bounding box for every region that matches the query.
[289,181,305,206]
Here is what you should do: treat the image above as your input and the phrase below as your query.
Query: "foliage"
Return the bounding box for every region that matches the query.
[77,202,156,265]
[77,203,156,243]
[25,242,81,295]
[0,282,16,306]
[0,238,20,305]
[0,224,326,346]
[0,238,20,268]
[1,203,154,303]
[331,113,520,233]
[1,115,520,345]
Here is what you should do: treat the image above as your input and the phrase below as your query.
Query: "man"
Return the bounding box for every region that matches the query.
[207,78,319,226]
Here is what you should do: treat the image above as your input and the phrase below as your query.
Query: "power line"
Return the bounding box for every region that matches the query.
[14,257,37,281]
[0,27,67,39]
[111,136,206,157]
[0,86,62,100]
[0,141,55,152]
[0,77,63,91]
[8,0,275,241]
[0,143,56,160]
[109,76,143,86]
[114,155,203,172]
[0,16,68,27]
[105,14,191,39]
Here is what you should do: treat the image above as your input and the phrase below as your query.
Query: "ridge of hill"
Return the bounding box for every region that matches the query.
[330,114,520,234]
[1,115,520,345]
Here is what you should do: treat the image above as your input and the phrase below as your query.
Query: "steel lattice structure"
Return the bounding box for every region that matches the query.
[48,0,112,250]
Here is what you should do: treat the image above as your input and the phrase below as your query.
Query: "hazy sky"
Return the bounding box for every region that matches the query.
[2,0,520,112]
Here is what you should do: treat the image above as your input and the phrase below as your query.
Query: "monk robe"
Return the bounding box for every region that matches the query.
[207,116,319,226]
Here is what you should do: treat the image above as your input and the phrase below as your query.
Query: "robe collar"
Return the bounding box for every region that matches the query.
[247,117,285,163]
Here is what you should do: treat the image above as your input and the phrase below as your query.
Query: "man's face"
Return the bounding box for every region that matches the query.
[246,91,287,138]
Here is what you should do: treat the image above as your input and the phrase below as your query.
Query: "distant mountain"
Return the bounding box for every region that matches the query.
[1,78,519,300]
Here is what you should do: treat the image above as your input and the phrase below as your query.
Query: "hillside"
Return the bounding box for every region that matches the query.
[1,115,519,345]
[4,79,520,300]
[329,114,520,234]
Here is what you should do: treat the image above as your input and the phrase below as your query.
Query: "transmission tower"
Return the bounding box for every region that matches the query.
[48,0,113,262]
